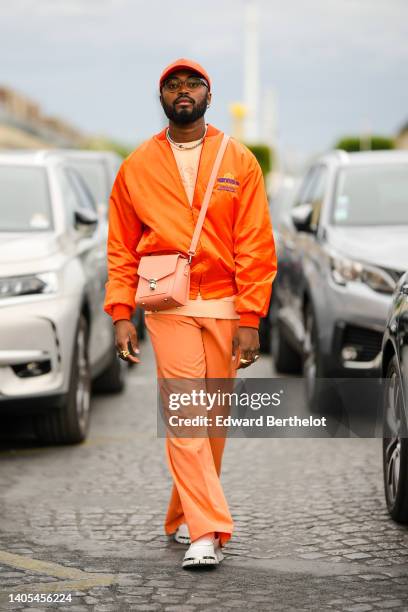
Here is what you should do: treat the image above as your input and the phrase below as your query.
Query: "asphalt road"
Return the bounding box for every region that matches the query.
[0,336,408,611]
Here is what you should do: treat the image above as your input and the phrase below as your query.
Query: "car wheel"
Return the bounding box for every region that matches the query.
[383,356,408,522]
[92,340,127,393]
[259,316,271,354]
[303,302,330,413]
[132,307,145,342]
[35,314,91,445]
[137,308,146,341]
[271,301,302,374]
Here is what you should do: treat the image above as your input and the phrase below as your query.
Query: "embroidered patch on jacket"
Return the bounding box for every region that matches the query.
[216,172,240,193]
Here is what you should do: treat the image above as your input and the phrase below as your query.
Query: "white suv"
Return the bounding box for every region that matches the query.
[0,151,126,444]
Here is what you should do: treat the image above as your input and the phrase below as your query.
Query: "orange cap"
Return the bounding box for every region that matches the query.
[159,58,211,91]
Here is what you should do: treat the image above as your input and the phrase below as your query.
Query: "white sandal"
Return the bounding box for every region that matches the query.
[182,535,224,568]
[174,523,191,544]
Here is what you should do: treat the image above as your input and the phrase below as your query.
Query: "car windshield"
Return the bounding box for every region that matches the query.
[0,165,53,232]
[332,163,408,226]
[69,160,108,203]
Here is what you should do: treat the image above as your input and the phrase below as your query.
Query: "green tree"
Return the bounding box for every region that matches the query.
[334,135,394,152]
[244,143,273,175]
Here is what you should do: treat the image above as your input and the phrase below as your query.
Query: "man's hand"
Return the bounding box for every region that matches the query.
[233,326,260,369]
[114,320,140,364]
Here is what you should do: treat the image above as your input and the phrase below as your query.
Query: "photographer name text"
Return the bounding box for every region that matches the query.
[168,415,327,428]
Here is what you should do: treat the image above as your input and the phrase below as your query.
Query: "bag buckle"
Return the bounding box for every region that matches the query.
[149,278,157,290]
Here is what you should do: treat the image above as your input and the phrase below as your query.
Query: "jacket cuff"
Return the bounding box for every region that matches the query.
[112,304,133,323]
[239,313,260,329]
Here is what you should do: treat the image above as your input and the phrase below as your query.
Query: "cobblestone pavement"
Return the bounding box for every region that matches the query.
[0,337,407,611]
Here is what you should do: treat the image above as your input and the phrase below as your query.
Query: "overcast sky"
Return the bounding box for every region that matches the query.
[1,0,407,164]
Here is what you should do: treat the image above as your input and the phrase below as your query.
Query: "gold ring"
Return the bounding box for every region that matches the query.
[119,349,130,359]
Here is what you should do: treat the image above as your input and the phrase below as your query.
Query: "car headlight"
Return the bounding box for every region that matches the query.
[0,272,59,298]
[329,254,396,294]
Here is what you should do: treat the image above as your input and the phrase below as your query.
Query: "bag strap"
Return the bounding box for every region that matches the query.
[187,133,230,262]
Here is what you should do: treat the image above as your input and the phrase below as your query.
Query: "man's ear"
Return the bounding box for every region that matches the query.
[207,92,212,107]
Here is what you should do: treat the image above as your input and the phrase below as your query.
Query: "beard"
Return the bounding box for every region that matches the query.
[161,95,207,125]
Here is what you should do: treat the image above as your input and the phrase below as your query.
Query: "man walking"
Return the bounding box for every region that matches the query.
[104,58,277,569]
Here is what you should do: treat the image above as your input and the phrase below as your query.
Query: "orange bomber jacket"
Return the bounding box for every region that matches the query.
[103,124,277,329]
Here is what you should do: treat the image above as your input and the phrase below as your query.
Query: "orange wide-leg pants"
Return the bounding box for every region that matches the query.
[145,313,241,547]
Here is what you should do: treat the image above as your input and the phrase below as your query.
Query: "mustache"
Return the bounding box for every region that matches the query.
[174,95,195,104]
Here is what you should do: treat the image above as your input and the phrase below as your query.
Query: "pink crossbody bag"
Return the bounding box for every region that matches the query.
[135,133,230,312]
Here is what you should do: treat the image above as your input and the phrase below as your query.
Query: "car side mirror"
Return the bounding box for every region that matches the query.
[290,203,314,232]
[74,208,98,236]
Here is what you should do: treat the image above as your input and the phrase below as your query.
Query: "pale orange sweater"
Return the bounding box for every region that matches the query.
[145,133,239,319]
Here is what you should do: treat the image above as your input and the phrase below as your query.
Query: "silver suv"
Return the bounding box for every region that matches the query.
[272,150,408,411]
[0,151,126,444]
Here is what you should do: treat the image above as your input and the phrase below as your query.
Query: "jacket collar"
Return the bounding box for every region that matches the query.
[152,123,224,212]
[154,123,221,142]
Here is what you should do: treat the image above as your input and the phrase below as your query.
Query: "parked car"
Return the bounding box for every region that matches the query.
[382,270,408,522]
[272,150,408,411]
[52,149,146,343]
[259,175,300,354]
[0,151,126,444]
[50,149,121,214]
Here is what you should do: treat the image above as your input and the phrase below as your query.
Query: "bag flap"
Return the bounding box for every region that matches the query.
[137,254,184,281]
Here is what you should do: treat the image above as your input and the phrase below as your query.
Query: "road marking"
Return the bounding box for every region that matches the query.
[6,576,115,593]
[0,550,117,598]
[0,550,91,579]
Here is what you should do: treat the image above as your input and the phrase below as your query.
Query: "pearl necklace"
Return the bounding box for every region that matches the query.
[166,125,208,150]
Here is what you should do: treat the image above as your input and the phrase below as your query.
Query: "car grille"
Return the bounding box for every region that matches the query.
[342,325,383,362]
